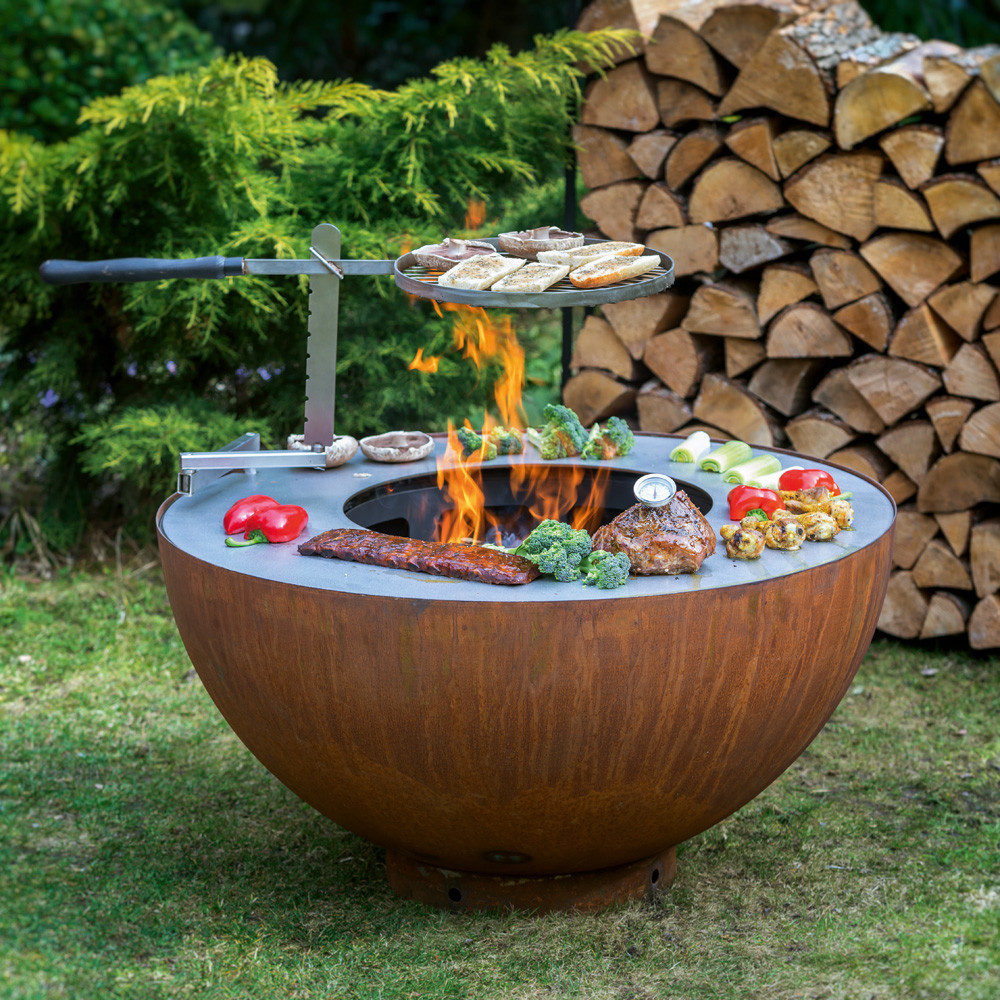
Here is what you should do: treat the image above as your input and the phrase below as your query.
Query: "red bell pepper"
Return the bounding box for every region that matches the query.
[728,485,784,521]
[225,504,309,546]
[223,495,279,535]
[778,468,840,495]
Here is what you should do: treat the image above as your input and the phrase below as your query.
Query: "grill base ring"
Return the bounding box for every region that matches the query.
[385,847,677,914]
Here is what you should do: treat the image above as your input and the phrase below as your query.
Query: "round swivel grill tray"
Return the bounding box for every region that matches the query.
[393,238,675,309]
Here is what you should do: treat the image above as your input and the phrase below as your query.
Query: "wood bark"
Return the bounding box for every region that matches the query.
[601,290,690,360]
[970,518,1000,598]
[812,365,886,434]
[919,592,970,639]
[877,570,929,639]
[766,302,853,358]
[911,538,973,591]
[888,303,962,368]
[784,150,884,241]
[958,402,1000,458]
[724,116,781,181]
[942,343,1000,401]
[927,282,997,342]
[748,358,825,416]
[968,595,1000,649]
[688,158,785,223]
[717,0,882,126]
[718,224,792,274]
[877,124,944,188]
[785,408,856,458]
[935,510,974,557]
[925,395,976,453]
[643,327,722,396]
[892,508,939,569]
[875,419,939,485]
[683,280,760,338]
[573,124,642,189]
[859,232,962,307]
[571,314,646,381]
[921,174,1000,240]
[582,59,662,132]
[562,369,638,426]
[809,248,882,309]
[758,263,819,324]
[917,452,1000,512]
[873,178,934,231]
[844,355,942,425]
[635,379,693,432]
[832,291,894,352]
[692,372,780,445]
[664,124,725,189]
[772,129,832,178]
[627,129,678,178]
[636,182,687,229]
[645,224,719,276]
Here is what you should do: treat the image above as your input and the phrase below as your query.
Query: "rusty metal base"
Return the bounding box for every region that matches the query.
[385,847,677,914]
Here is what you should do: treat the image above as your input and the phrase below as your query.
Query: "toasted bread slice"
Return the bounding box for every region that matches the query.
[568,254,660,289]
[490,262,570,293]
[536,241,645,269]
[437,253,525,290]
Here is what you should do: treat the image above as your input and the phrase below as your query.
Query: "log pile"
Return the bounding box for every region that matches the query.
[569,0,1000,649]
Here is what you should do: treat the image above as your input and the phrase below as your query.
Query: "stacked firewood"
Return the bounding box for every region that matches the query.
[565,0,1000,649]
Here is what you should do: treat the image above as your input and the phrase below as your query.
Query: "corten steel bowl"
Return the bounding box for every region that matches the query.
[157,433,895,912]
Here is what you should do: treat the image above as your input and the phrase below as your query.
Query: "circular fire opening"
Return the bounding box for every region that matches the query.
[343,464,712,545]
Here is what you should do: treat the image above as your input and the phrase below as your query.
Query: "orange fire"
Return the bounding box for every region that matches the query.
[464,199,487,230]
[408,347,440,373]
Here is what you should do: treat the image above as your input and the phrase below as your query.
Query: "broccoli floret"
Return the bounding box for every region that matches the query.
[488,426,524,456]
[512,518,593,582]
[581,416,636,460]
[528,403,589,459]
[456,426,498,460]
[579,549,631,589]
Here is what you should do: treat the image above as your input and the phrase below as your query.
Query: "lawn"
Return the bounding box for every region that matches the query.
[1,561,997,999]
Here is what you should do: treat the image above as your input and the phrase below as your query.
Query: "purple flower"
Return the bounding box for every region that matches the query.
[236,366,251,382]
[166,360,177,374]
[126,361,138,377]
[256,366,271,382]
[39,388,60,408]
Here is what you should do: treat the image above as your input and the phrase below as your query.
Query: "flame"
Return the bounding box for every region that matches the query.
[464,199,486,230]
[408,347,440,373]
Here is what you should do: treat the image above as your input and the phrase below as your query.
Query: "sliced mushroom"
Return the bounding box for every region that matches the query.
[359,431,434,463]
[286,433,359,468]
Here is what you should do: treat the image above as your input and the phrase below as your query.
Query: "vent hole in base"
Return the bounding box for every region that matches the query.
[448,887,463,902]
[650,868,660,885]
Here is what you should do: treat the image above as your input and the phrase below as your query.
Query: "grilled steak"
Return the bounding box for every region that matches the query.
[592,491,716,574]
[298,528,540,586]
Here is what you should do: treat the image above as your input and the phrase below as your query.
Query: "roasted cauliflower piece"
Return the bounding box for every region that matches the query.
[765,517,805,551]
[829,498,854,530]
[720,523,765,560]
[797,511,839,541]
[781,486,834,514]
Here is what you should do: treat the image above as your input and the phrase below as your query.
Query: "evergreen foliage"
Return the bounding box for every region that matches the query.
[0,0,219,141]
[0,30,634,552]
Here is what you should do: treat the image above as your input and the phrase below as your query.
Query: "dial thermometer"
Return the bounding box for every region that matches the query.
[633,473,677,508]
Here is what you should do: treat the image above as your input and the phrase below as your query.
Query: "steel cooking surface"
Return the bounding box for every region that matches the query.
[158,432,896,603]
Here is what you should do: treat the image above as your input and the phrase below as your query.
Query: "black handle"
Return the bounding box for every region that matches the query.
[38,256,245,285]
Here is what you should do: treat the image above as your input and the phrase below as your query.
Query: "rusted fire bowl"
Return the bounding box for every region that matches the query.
[156,433,895,912]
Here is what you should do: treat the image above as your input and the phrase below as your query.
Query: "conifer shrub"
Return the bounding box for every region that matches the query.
[0,31,633,552]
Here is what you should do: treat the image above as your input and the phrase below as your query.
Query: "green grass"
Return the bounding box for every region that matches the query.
[1,563,998,999]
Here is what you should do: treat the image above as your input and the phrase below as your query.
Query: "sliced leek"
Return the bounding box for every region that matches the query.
[753,465,801,490]
[722,454,782,485]
[699,439,752,473]
[669,430,711,463]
